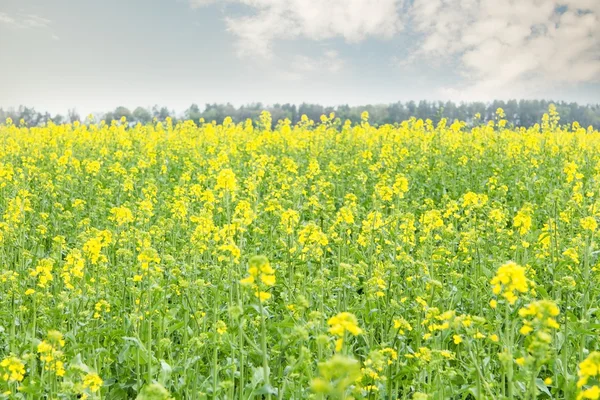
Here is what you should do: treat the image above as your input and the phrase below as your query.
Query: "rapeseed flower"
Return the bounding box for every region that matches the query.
[491,261,531,305]
[0,356,25,382]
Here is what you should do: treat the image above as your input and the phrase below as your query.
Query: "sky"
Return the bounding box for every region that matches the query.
[0,0,599,115]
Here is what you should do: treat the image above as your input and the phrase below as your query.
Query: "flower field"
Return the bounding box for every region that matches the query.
[2,107,600,399]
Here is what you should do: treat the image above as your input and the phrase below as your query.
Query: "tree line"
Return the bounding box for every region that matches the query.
[2,100,600,128]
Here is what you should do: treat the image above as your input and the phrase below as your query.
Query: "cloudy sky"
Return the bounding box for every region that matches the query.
[1,0,599,115]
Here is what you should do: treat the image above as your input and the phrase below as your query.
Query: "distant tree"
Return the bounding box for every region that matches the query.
[281,103,297,122]
[298,103,324,122]
[3,100,600,128]
[53,114,65,124]
[38,112,52,125]
[132,107,152,124]
[271,103,297,123]
[67,109,80,123]
[17,106,40,125]
[185,104,202,121]
[238,103,263,122]
[152,106,170,122]
[406,101,417,117]
[505,99,519,124]
[113,106,132,121]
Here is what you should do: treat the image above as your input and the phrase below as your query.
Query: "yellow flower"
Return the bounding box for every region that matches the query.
[241,255,275,301]
[490,261,530,305]
[440,350,454,359]
[328,312,362,337]
[518,300,560,332]
[215,168,237,193]
[94,299,111,319]
[393,318,412,334]
[513,205,533,235]
[30,258,54,288]
[563,247,580,264]
[578,352,600,389]
[255,291,271,302]
[216,320,227,335]
[83,373,103,392]
[109,206,134,226]
[47,330,65,347]
[37,341,53,356]
[298,222,329,260]
[453,335,463,345]
[54,360,65,377]
[581,216,598,232]
[0,356,26,382]
[260,274,276,286]
[281,209,300,234]
[239,275,254,286]
[519,324,533,335]
[581,386,600,400]
[37,331,65,376]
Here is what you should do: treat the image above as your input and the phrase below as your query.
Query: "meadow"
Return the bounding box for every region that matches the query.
[1,106,600,399]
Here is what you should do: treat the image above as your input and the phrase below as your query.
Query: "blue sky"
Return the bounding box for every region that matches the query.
[1,0,599,115]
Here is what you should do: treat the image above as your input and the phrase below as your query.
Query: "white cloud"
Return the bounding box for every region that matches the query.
[0,12,51,29]
[410,0,600,99]
[192,0,405,58]
[0,12,17,25]
[188,0,220,7]
[21,14,51,28]
[190,0,600,98]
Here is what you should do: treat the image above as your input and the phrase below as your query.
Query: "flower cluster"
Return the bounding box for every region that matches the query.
[0,356,25,383]
[37,330,66,377]
[578,352,600,399]
[490,261,531,305]
[240,255,275,302]
[328,312,362,351]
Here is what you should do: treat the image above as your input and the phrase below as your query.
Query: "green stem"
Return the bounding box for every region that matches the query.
[259,297,271,399]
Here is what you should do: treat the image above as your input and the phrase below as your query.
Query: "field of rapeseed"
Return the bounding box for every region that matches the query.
[1,106,600,399]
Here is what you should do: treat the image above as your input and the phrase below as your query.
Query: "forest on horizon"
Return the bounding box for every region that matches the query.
[2,99,600,128]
